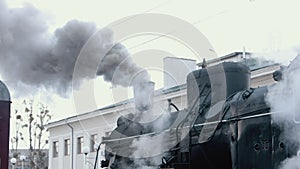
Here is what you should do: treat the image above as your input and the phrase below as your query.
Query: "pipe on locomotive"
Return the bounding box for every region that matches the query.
[94,142,104,169]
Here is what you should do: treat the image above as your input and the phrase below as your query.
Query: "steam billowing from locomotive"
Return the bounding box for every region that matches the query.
[96,43,152,112]
[0,1,151,102]
[266,54,300,169]
[0,1,93,96]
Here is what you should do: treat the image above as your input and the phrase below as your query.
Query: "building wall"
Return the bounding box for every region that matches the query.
[251,64,280,87]
[48,112,119,169]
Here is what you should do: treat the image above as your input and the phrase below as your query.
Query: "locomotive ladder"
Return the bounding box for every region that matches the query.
[172,83,211,169]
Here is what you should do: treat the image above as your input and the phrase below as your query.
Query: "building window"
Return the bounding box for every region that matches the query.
[77,137,84,154]
[90,134,98,152]
[64,139,70,156]
[53,141,59,157]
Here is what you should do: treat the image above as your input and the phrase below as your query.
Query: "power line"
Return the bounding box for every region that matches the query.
[98,0,173,66]
[109,0,173,28]
[127,10,228,50]
[128,32,173,50]
[192,10,228,25]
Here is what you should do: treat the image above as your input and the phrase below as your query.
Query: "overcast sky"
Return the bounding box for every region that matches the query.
[4,0,300,121]
[8,0,300,53]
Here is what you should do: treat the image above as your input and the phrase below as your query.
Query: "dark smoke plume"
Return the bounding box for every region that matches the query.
[97,43,150,87]
[0,1,150,97]
[0,1,97,96]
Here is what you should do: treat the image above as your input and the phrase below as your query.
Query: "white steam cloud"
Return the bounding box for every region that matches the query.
[252,46,300,65]
[266,53,300,169]
[127,111,177,168]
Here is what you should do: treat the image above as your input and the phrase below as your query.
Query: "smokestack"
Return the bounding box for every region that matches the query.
[133,81,155,113]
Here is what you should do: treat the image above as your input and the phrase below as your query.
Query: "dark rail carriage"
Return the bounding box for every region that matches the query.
[99,62,299,169]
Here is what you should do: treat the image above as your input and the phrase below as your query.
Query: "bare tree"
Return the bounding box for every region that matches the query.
[11,100,51,169]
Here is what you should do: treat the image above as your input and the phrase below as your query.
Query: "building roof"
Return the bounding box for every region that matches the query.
[197,52,251,67]
[46,83,187,129]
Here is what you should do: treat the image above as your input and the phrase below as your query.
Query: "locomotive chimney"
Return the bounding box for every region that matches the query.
[0,80,11,169]
[133,81,155,113]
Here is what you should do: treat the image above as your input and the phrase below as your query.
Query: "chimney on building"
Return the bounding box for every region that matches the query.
[163,57,196,89]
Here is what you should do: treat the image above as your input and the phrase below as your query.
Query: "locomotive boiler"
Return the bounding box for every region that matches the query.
[98,62,299,169]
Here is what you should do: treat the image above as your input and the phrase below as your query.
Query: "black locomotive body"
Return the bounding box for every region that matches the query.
[100,62,298,169]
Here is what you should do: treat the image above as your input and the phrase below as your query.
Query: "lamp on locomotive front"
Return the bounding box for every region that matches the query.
[0,80,11,169]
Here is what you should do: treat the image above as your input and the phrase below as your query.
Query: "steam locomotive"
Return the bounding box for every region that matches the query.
[98,62,299,169]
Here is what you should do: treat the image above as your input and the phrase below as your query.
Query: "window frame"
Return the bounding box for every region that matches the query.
[52,141,59,158]
[77,136,84,154]
[90,134,98,152]
[64,139,70,156]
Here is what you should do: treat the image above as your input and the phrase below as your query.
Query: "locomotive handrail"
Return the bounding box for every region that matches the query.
[174,84,211,145]
[225,111,276,122]
[102,111,279,144]
[175,83,211,137]
[102,130,166,143]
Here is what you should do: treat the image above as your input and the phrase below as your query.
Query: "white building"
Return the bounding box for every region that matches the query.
[46,52,280,169]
